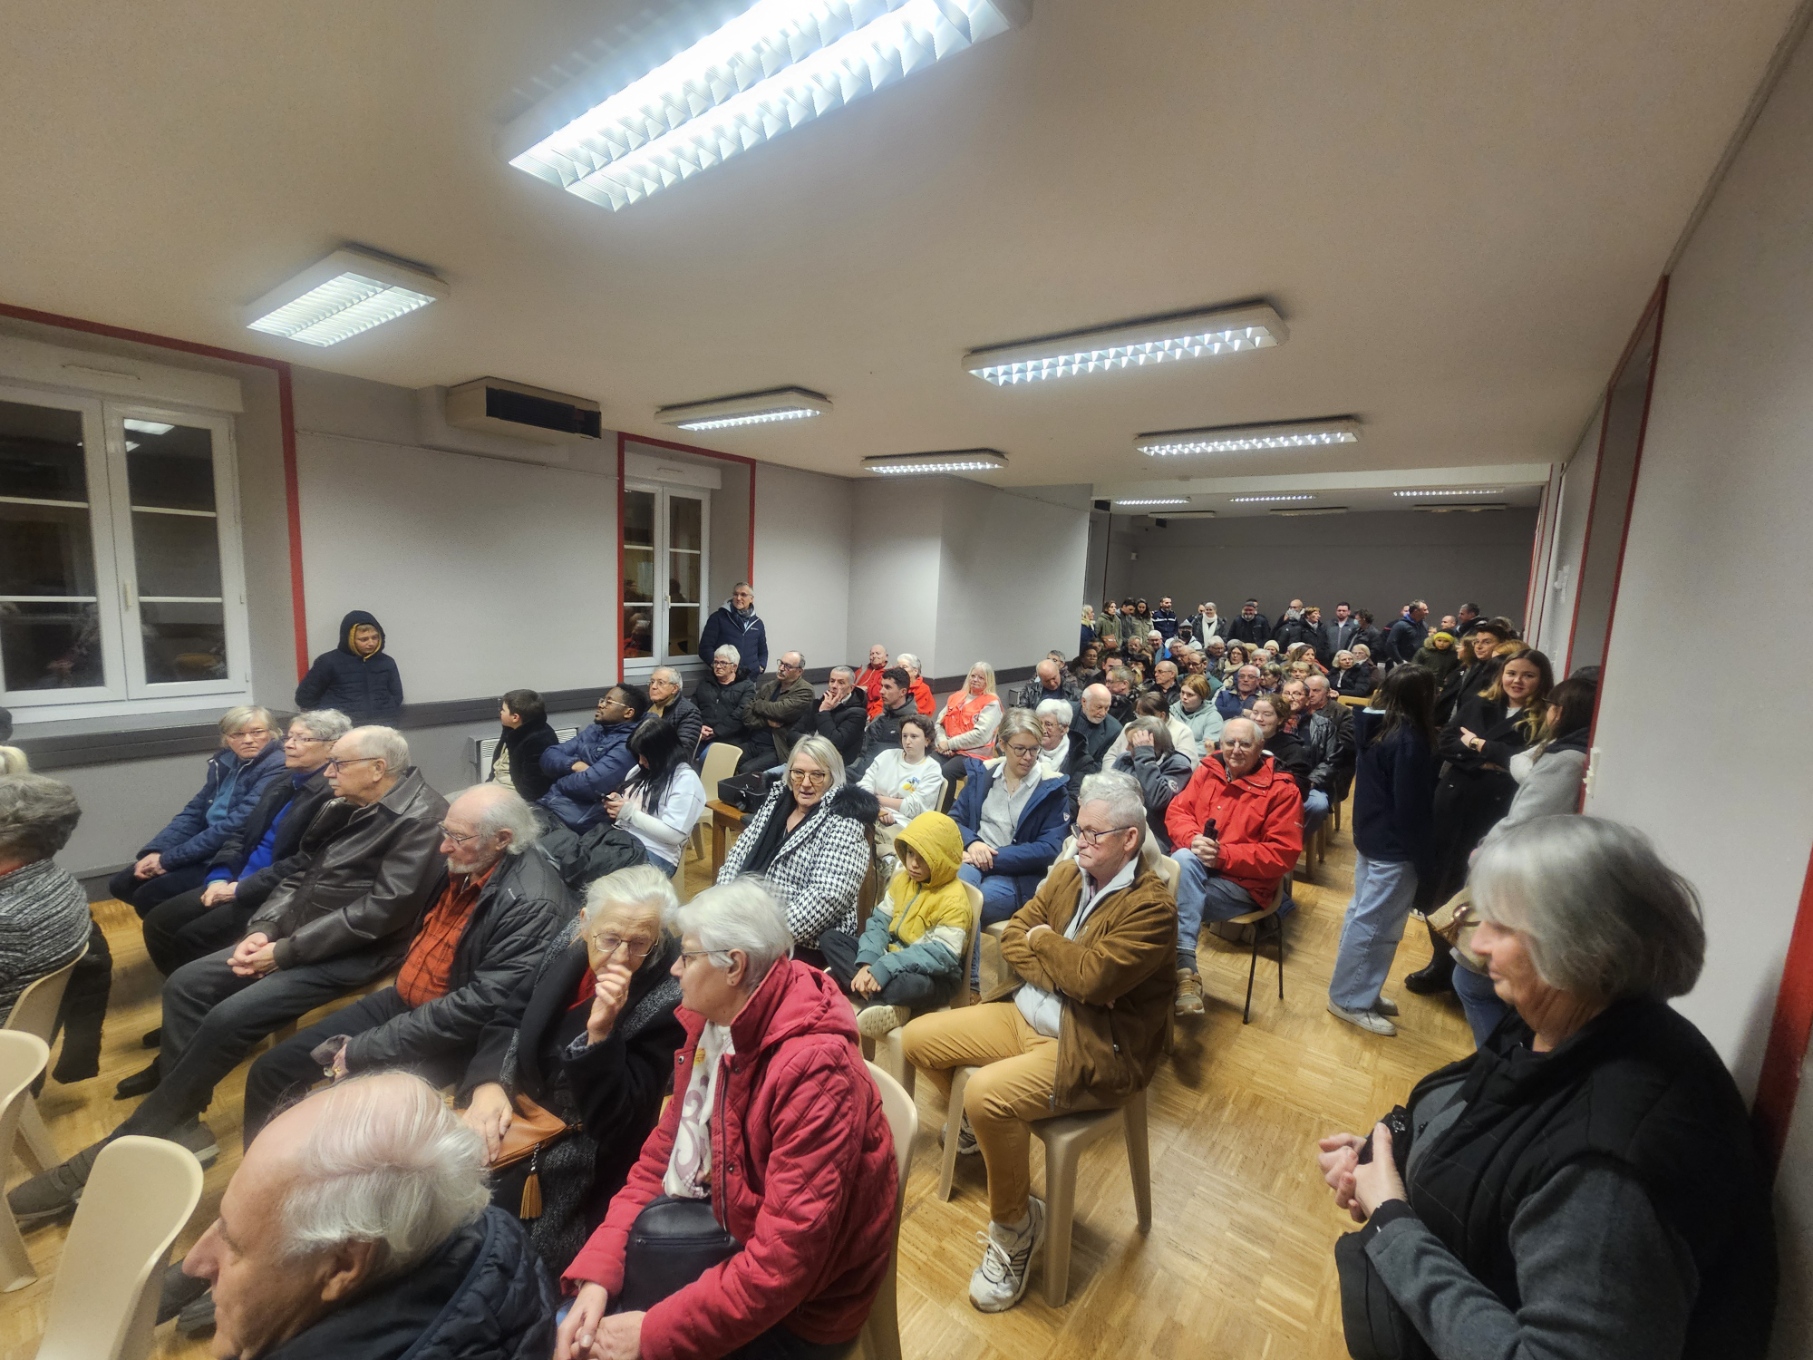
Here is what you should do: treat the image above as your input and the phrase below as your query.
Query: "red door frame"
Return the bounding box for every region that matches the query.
[0,301,311,678]
[614,430,758,684]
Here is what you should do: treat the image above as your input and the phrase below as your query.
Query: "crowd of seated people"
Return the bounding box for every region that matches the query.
[0,583,1772,1358]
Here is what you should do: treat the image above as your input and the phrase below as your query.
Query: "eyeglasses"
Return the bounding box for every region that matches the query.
[324,755,381,772]
[1073,823,1139,845]
[438,824,482,847]
[1002,742,1041,757]
[283,734,331,746]
[677,948,732,967]
[789,768,831,785]
[590,932,657,961]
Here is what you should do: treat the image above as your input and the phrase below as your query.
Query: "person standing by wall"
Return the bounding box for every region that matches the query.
[295,610,403,722]
[697,581,767,681]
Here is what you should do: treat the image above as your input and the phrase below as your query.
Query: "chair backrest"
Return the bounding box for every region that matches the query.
[938,775,966,815]
[5,946,86,1040]
[699,741,744,803]
[865,1061,917,1200]
[37,1136,205,1360]
[0,1030,50,1149]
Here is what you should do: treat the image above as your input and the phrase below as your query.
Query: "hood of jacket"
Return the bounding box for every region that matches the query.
[824,782,880,827]
[890,810,962,888]
[337,608,386,656]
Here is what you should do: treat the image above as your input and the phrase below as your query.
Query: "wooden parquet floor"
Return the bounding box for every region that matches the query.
[2,803,1472,1358]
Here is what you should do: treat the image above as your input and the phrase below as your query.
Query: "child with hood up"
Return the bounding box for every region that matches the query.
[817,810,972,1039]
[294,609,404,721]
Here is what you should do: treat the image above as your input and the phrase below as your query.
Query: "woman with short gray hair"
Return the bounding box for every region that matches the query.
[0,773,91,1019]
[108,704,286,917]
[559,878,898,1360]
[1320,816,1775,1360]
[692,643,756,755]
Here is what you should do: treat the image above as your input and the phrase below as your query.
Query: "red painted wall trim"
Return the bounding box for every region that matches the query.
[616,435,627,686]
[1756,845,1813,1169]
[614,429,761,614]
[0,301,312,679]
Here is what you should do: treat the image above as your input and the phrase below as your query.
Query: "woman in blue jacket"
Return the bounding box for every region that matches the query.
[948,709,1071,930]
[294,609,404,721]
[108,706,285,917]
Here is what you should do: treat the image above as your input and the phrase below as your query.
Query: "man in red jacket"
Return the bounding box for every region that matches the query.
[558,879,896,1360]
[1164,717,1303,1017]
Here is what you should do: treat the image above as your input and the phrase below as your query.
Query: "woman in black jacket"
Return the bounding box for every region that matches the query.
[1320,817,1774,1360]
[1112,717,1194,851]
[462,864,685,1270]
[693,644,756,756]
[1406,648,1552,995]
[490,689,559,803]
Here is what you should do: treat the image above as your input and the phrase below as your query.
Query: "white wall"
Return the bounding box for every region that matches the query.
[752,462,854,670]
[848,480,941,670]
[1587,26,1813,1103]
[934,483,1090,677]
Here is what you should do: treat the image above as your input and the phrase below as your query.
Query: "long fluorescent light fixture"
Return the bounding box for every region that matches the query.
[657,387,831,431]
[964,302,1287,386]
[863,448,1008,476]
[1417,503,1508,514]
[1136,417,1358,458]
[243,248,446,347]
[1230,493,1313,504]
[1114,497,1188,507]
[1272,506,1347,517]
[509,0,1030,211]
[1394,487,1506,497]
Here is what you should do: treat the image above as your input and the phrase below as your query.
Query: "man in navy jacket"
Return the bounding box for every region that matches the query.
[697,582,768,680]
[537,687,646,832]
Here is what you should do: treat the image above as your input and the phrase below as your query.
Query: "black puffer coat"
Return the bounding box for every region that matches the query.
[294,609,404,721]
[692,674,755,746]
[491,717,560,803]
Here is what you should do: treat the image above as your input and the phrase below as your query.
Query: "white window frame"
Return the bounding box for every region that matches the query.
[1,381,252,720]
[621,479,710,682]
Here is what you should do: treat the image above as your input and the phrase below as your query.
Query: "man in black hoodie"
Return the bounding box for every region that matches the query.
[295,610,404,721]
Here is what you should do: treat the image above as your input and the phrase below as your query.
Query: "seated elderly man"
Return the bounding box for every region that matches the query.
[903,771,1175,1312]
[1013,657,1079,710]
[9,726,447,1228]
[240,783,572,1142]
[792,664,868,767]
[644,666,703,758]
[736,650,815,773]
[949,710,1071,931]
[1164,718,1303,1017]
[538,686,646,832]
[1074,683,1123,776]
[854,642,891,717]
[176,1071,552,1358]
[1104,667,1138,725]
[1215,663,1262,720]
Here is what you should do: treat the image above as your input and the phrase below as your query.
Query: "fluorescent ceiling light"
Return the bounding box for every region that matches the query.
[657,387,831,431]
[509,0,1030,211]
[1394,487,1506,497]
[1229,493,1313,504]
[1115,497,1189,507]
[122,419,175,436]
[965,302,1286,386]
[1417,503,1508,514]
[1272,506,1348,517]
[1136,417,1359,457]
[244,248,446,347]
[863,448,1008,476]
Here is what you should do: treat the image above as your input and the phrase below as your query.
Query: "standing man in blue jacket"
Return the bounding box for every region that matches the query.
[536,686,646,832]
[294,610,404,722]
[697,582,767,681]
[1150,596,1179,642]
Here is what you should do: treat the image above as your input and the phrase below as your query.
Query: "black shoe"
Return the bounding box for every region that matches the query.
[157,1261,210,1323]
[141,1026,162,1048]
[51,1042,100,1084]
[114,1060,162,1099]
[1403,961,1455,996]
[7,1139,105,1228]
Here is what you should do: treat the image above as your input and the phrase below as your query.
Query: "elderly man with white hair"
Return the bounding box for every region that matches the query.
[180,1071,553,1358]
[10,725,448,1229]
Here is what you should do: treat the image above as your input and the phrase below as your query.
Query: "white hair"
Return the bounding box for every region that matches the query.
[448,784,539,854]
[713,644,742,665]
[787,734,846,788]
[667,878,795,979]
[651,666,682,686]
[344,725,409,775]
[896,652,920,675]
[294,709,352,743]
[1078,770,1145,831]
[583,862,679,929]
[278,1072,489,1279]
[1034,698,1074,728]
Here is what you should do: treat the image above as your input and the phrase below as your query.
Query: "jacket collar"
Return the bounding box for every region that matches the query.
[678,956,858,1055]
[1204,750,1278,791]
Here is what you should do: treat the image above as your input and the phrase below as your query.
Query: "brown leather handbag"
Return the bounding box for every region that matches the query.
[492,1094,578,1220]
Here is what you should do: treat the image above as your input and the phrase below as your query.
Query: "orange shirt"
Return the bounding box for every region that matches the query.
[396,862,497,1007]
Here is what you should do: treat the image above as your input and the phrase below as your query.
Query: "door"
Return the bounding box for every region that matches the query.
[621,482,709,677]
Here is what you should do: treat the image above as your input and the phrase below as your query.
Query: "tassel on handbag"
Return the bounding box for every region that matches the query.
[520,1146,543,1220]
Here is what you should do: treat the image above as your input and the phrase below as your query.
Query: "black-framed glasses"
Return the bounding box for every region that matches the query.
[325,755,381,772]
[1002,742,1041,757]
[1073,823,1139,846]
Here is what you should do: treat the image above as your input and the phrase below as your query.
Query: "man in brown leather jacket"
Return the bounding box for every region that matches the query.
[7,726,447,1228]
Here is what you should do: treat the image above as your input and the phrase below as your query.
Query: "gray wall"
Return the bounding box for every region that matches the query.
[1101,508,1539,626]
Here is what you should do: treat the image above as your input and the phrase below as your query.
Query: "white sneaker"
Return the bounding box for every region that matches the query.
[969,1196,1046,1312]
[939,1113,980,1157]
[1327,999,1398,1036]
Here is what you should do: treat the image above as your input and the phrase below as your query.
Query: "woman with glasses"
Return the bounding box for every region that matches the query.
[716,734,879,957]
[463,864,685,1269]
[949,709,1071,932]
[107,706,286,918]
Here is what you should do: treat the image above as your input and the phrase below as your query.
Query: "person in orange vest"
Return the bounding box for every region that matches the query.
[933,662,1004,780]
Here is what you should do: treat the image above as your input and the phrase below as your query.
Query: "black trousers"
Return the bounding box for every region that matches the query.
[736,729,782,774]
[140,887,254,978]
[108,862,210,919]
[52,917,112,1082]
[818,929,956,1013]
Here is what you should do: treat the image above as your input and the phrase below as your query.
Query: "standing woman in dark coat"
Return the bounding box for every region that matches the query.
[1406,647,1552,995]
[490,689,559,803]
[293,609,404,721]
[461,864,685,1270]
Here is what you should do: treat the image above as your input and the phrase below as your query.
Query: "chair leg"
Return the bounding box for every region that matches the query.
[858,1247,903,1360]
[879,1028,915,1099]
[1243,930,1259,1025]
[1042,1132,1080,1307]
[0,1202,35,1293]
[937,1068,973,1201]
[1123,1091,1152,1234]
[1276,913,1287,1001]
[16,1097,57,1171]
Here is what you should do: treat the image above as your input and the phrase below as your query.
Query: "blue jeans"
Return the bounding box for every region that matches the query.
[1171,850,1266,970]
[1327,855,1418,1011]
[1452,960,1512,1047]
[1303,788,1330,838]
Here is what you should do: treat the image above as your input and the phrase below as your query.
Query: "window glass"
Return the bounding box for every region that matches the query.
[0,398,103,692]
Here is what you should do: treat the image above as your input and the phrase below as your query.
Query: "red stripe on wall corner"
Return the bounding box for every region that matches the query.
[616,434,627,686]
[1755,842,1813,1171]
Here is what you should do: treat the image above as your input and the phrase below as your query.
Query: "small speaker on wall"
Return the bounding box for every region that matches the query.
[1093,498,1110,511]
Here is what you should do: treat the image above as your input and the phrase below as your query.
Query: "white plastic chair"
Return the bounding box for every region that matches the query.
[858,1062,917,1360]
[5,948,85,1170]
[0,1031,51,1292]
[690,741,745,864]
[34,1135,205,1360]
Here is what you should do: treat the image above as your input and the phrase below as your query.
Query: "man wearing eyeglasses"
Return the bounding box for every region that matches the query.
[902,770,1176,1313]
[538,686,646,832]
[10,725,448,1231]
[735,651,815,774]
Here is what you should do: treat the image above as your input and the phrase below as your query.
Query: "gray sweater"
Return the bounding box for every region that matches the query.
[0,858,90,1017]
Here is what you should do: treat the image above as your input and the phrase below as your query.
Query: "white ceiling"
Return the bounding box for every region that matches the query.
[0,1,1797,492]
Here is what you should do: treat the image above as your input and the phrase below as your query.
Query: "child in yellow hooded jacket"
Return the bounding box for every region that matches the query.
[818,810,972,1038]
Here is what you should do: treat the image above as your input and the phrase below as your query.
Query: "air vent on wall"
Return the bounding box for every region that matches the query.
[446,377,601,443]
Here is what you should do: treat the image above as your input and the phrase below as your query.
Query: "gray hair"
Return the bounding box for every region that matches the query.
[343,725,409,775]
[651,666,682,687]
[1470,816,1704,1003]
[219,705,276,737]
[0,774,81,862]
[293,709,353,743]
[583,863,679,930]
[1124,715,1175,758]
[713,644,742,665]
[278,1072,489,1280]
[896,652,921,675]
[787,734,846,788]
[829,666,854,682]
[996,707,1040,749]
[1305,673,1330,693]
[1078,770,1146,831]
[1222,717,1260,744]
[0,747,27,777]
[447,784,539,854]
[1034,698,1073,729]
[666,877,795,980]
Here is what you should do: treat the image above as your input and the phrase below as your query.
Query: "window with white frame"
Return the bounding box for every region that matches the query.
[0,382,250,716]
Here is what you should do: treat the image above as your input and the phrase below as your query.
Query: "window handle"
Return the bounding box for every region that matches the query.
[121,579,135,611]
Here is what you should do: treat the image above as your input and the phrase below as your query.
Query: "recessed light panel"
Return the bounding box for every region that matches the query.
[243,248,446,347]
[1136,417,1359,457]
[965,303,1287,386]
[509,0,1030,211]
[657,387,831,431]
[1114,497,1189,507]
[863,448,1008,476]
[1229,493,1314,504]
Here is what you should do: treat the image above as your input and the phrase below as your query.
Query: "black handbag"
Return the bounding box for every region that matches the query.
[612,1195,741,1314]
[716,771,774,813]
